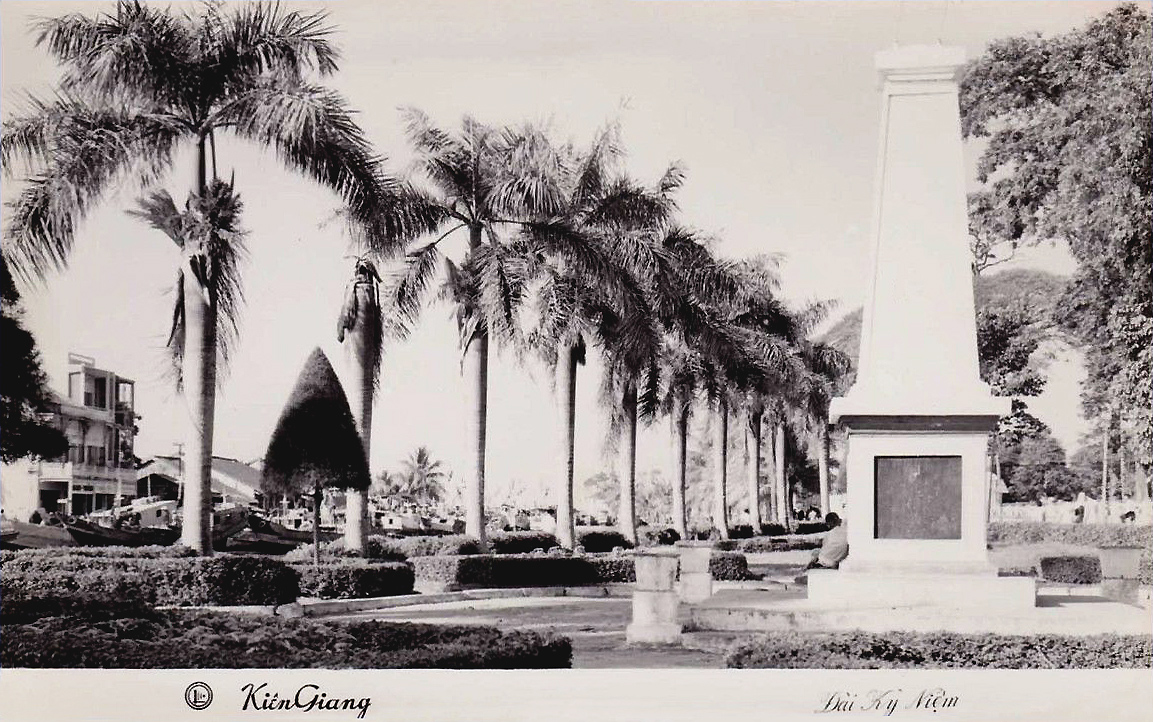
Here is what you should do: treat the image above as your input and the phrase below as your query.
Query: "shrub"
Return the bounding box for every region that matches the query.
[295,561,415,599]
[1,611,572,669]
[2,569,155,623]
[488,531,559,554]
[1039,555,1102,585]
[374,534,482,557]
[725,630,1152,669]
[760,523,788,536]
[411,554,599,588]
[0,545,196,561]
[794,521,830,535]
[585,555,635,583]
[988,522,1152,548]
[0,552,299,606]
[728,525,755,539]
[636,527,680,547]
[709,551,754,581]
[576,528,633,553]
[284,537,407,564]
[713,535,825,553]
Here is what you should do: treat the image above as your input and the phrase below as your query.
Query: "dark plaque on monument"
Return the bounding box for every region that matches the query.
[874,456,962,539]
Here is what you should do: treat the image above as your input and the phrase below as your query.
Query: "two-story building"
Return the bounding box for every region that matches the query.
[1,353,139,520]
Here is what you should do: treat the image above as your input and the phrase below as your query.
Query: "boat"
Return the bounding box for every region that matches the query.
[63,516,176,547]
[210,504,251,551]
[225,528,300,555]
[0,517,76,550]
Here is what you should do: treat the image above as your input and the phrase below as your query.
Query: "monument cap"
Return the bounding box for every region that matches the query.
[875,44,966,80]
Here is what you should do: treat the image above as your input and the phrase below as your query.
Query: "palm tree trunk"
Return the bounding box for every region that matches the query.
[672,389,689,539]
[817,424,830,517]
[747,409,762,532]
[712,396,729,539]
[180,136,216,555]
[312,485,322,566]
[1101,426,1109,513]
[344,286,375,554]
[556,339,579,549]
[619,382,639,545]
[765,418,778,526]
[465,224,489,551]
[774,421,788,530]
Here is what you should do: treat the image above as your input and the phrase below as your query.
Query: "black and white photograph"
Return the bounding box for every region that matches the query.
[0,1,1150,720]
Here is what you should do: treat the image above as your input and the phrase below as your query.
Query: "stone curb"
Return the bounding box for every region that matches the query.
[300,583,635,617]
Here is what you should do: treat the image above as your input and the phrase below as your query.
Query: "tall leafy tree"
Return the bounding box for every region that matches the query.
[262,348,370,565]
[961,4,1152,470]
[1,1,429,553]
[0,256,68,464]
[386,111,566,550]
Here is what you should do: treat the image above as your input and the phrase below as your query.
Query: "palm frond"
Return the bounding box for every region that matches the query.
[215,77,428,251]
[215,1,339,83]
[34,0,197,109]
[129,180,248,390]
[3,102,185,283]
[336,259,384,391]
[381,240,443,341]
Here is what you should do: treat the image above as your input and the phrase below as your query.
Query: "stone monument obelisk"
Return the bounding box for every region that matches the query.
[807,45,1034,609]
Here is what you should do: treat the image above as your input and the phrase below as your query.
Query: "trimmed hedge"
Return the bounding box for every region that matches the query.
[726,630,1152,669]
[1,610,571,669]
[1039,555,1102,585]
[410,551,754,587]
[1,551,299,606]
[988,522,1152,548]
[378,534,483,557]
[709,551,755,581]
[587,555,635,582]
[714,534,825,553]
[0,545,196,561]
[636,527,681,546]
[576,528,633,552]
[1,570,155,624]
[295,561,415,599]
[488,531,559,554]
[284,537,408,564]
[411,554,598,588]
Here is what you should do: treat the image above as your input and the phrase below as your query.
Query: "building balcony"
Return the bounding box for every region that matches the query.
[38,460,138,483]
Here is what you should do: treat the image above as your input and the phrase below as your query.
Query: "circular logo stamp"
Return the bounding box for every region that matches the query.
[185,682,213,711]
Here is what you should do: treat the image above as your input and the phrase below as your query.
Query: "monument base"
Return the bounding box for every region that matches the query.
[807,567,1036,610]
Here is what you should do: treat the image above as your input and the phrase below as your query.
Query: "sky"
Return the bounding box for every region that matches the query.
[0,0,1123,505]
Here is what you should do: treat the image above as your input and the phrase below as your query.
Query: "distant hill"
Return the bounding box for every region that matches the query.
[820,268,1069,373]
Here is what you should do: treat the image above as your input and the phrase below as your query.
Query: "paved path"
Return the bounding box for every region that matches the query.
[325,597,725,668]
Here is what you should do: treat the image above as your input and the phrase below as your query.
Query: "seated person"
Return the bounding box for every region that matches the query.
[806,512,849,570]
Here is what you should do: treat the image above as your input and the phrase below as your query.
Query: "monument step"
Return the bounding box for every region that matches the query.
[687,592,1152,636]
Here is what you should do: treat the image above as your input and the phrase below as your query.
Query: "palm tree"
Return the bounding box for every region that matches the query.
[399,446,447,506]
[520,126,676,549]
[1,2,428,554]
[386,112,572,550]
[336,256,383,552]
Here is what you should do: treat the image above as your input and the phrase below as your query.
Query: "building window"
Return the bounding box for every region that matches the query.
[84,376,107,408]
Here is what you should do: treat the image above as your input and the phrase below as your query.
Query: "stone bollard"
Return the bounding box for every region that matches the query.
[626,550,682,644]
[1099,546,1142,606]
[675,541,714,603]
